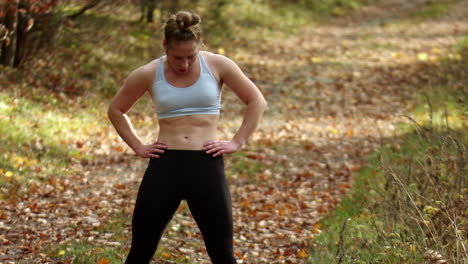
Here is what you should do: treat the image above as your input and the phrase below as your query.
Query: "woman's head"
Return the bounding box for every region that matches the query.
[163,11,202,74]
[163,11,202,49]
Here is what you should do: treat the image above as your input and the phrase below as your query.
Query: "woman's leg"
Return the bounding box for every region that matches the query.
[186,155,237,264]
[125,157,182,264]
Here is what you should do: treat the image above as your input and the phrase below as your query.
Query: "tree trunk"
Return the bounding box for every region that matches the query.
[1,0,19,67]
[139,0,146,21]
[146,0,155,23]
[13,0,30,67]
[0,2,7,57]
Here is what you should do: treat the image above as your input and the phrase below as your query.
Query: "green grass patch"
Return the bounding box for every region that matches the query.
[0,88,110,200]
[219,0,373,37]
[45,209,130,263]
[47,239,126,264]
[225,0,312,32]
[412,0,457,19]
[309,124,466,263]
[407,35,467,130]
[226,150,264,183]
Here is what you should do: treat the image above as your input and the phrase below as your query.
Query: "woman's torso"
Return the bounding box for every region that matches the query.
[144,51,223,150]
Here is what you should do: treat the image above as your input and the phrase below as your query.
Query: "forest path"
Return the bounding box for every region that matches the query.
[1,0,467,263]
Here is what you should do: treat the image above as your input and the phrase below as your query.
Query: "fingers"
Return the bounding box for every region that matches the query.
[203,140,222,149]
[203,142,215,149]
[134,142,168,159]
[147,141,168,158]
[204,143,222,154]
[135,140,233,159]
[153,142,168,148]
[204,141,232,157]
[206,147,223,156]
[212,150,225,157]
[151,148,165,154]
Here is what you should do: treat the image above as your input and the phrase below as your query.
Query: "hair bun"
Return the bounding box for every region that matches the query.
[175,11,200,30]
[164,11,202,46]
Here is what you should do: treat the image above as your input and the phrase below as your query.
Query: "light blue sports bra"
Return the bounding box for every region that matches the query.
[152,52,222,120]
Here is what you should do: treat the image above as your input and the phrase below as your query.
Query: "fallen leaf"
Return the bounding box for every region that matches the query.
[298,249,308,258]
[97,257,111,264]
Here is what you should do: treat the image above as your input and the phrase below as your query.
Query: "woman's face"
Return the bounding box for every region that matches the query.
[165,40,199,75]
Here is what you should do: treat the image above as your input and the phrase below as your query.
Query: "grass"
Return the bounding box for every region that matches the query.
[226,151,264,183]
[308,40,467,264]
[309,109,467,263]
[0,88,109,199]
[412,0,459,19]
[49,240,122,263]
[45,208,130,263]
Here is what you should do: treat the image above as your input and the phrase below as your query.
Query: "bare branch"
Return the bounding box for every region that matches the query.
[67,0,103,19]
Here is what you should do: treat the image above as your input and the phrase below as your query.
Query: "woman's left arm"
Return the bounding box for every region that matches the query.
[203,55,267,157]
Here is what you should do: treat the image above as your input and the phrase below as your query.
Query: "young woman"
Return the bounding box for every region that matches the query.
[107,10,267,264]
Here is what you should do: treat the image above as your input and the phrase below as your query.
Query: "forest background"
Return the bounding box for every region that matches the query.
[0,0,466,263]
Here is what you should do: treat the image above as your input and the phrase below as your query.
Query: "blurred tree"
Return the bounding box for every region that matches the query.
[0,0,59,67]
[67,0,102,19]
[204,0,229,42]
[68,0,134,19]
[1,0,19,66]
[138,0,194,23]
[158,0,179,21]
[137,0,156,22]
[146,0,156,22]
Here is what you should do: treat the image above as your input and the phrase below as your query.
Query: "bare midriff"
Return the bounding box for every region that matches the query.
[157,114,219,150]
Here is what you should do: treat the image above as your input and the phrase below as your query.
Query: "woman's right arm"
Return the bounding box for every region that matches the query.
[107,67,167,158]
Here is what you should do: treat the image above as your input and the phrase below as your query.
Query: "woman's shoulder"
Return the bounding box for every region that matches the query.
[128,59,159,83]
[201,50,232,61]
[138,59,159,77]
[122,59,159,92]
[201,50,237,71]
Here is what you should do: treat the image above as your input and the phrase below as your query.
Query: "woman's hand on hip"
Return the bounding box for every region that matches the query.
[203,140,241,157]
[134,141,168,158]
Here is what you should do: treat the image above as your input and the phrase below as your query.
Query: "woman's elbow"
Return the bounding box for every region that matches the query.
[107,105,115,119]
[247,98,266,108]
[258,97,267,111]
[107,104,122,120]
[249,97,267,111]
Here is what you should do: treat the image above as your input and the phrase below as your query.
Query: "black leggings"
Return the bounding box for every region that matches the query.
[124,150,237,264]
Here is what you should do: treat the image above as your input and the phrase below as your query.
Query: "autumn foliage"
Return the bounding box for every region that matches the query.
[0,0,466,263]
[0,0,58,67]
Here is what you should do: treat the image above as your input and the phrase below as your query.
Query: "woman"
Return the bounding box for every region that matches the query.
[107,10,267,264]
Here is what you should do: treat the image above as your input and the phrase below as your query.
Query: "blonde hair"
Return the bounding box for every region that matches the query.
[163,11,202,47]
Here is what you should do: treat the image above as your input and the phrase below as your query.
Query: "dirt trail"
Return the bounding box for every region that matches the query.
[1,1,467,263]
